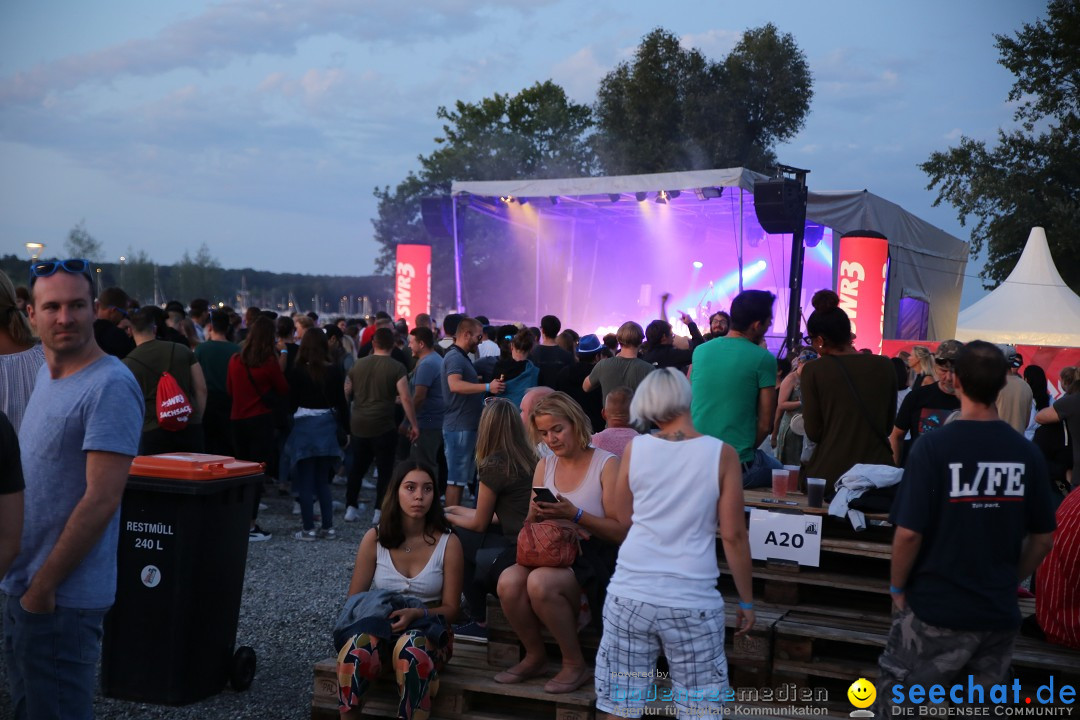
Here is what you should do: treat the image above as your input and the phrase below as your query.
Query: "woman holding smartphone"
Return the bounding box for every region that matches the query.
[494,392,626,694]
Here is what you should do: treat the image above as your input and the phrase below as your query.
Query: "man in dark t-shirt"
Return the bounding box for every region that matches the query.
[93,286,135,359]
[873,342,1056,713]
[530,315,573,388]
[890,340,963,466]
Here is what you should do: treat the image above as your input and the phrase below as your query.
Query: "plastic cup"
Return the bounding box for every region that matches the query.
[807,478,827,508]
[784,465,800,494]
[771,469,789,498]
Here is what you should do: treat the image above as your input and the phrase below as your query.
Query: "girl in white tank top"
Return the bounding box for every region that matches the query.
[337,462,464,720]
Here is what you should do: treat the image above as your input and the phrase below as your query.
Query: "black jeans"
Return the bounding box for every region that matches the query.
[233,413,276,520]
[348,429,398,510]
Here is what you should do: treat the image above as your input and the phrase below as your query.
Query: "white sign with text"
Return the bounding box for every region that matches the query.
[748,509,822,567]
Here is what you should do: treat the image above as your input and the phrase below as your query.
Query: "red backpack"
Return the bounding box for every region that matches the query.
[156,370,193,431]
[128,344,194,432]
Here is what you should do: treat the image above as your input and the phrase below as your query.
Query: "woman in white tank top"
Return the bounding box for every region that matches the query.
[337,461,464,720]
[494,392,627,695]
[593,369,756,719]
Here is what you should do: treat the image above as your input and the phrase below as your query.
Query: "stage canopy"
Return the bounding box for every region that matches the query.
[956,227,1080,347]
[449,168,968,343]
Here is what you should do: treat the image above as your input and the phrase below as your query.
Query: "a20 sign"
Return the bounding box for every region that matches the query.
[748,509,822,567]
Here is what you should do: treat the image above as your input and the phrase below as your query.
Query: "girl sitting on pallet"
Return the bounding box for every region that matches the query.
[336,461,464,720]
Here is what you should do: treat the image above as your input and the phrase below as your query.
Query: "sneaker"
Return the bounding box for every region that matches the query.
[332,500,345,511]
[292,501,301,515]
[453,621,488,641]
[258,502,268,511]
[249,526,272,542]
[332,473,348,486]
[344,506,361,522]
[318,528,337,540]
[371,509,381,525]
[294,529,317,542]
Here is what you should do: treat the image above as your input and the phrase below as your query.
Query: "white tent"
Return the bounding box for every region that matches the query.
[955,227,1080,347]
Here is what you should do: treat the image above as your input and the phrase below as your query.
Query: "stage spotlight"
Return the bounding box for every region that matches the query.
[667,190,681,199]
[695,187,723,200]
[518,197,529,206]
[656,190,669,204]
[500,195,515,204]
[549,196,559,205]
[608,194,621,203]
[692,261,703,269]
[635,192,648,202]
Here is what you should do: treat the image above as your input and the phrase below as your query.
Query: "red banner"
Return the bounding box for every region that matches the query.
[394,244,431,329]
[882,340,1080,400]
[838,231,889,355]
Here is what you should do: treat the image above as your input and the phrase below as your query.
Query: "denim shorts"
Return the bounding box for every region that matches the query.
[442,429,477,488]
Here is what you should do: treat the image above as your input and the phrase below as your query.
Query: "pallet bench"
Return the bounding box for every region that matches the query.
[486,595,783,688]
[770,608,1080,707]
[313,642,597,720]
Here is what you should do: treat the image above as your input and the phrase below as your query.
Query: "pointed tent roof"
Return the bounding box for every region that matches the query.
[955,227,1080,347]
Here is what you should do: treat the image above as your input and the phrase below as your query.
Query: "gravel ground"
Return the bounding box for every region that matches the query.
[0,476,379,720]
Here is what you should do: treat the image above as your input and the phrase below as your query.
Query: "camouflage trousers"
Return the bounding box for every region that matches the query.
[872,605,1015,714]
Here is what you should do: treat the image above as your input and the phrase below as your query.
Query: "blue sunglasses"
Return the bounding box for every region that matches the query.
[30,258,92,286]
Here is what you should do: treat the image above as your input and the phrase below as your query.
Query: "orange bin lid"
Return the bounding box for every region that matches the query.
[130,453,265,481]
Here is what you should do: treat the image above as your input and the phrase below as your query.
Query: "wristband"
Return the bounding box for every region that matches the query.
[890,585,905,594]
[485,383,490,393]
[738,601,753,610]
[573,508,584,524]
[279,349,287,355]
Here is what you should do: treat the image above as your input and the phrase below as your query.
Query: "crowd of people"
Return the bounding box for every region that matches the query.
[1,260,1079,719]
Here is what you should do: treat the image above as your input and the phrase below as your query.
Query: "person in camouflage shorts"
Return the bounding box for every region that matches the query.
[872,342,1055,713]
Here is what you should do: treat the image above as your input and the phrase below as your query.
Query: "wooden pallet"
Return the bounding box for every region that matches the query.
[313,642,596,720]
[486,595,782,687]
[770,608,1080,702]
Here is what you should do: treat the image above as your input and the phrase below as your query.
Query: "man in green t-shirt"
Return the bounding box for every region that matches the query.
[193,310,240,456]
[690,289,780,488]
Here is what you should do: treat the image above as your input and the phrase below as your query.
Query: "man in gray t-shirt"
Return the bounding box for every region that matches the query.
[441,317,504,507]
[407,328,446,488]
[2,263,143,718]
[583,321,654,402]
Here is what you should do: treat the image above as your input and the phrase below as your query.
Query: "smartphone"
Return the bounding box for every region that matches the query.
[532,487,558,504]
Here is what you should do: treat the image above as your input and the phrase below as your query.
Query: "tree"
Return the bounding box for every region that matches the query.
[173,243,222,302]
[122,248,154,304]
[921,0,1080,291]
[372,80,596,306]
[593,26,813,174]
[65,221,103,262]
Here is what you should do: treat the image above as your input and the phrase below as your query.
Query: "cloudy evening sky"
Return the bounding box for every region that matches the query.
[0,0,1047,308]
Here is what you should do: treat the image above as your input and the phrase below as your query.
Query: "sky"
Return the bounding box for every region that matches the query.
[0,0,1047,309]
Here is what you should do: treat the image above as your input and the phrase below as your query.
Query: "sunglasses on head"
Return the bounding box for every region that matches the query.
[30,258,92,286]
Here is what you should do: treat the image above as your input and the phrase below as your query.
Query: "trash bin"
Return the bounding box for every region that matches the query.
[102,453,263,705]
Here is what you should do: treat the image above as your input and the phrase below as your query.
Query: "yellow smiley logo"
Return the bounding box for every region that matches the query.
[847,678,876,709]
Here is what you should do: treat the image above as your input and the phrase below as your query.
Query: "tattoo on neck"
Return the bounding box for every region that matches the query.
[658,429,687,441]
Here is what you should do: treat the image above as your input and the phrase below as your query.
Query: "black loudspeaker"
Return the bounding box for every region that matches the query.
[753,179,807,234]
[420,197,453,238]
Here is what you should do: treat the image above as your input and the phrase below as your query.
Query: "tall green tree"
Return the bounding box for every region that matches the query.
[64,221,103,262]
[372,80,596,306]
[593,26,813,174]
[173,243,223,302]
[921,0,1080,291]
[122,248,154,304]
